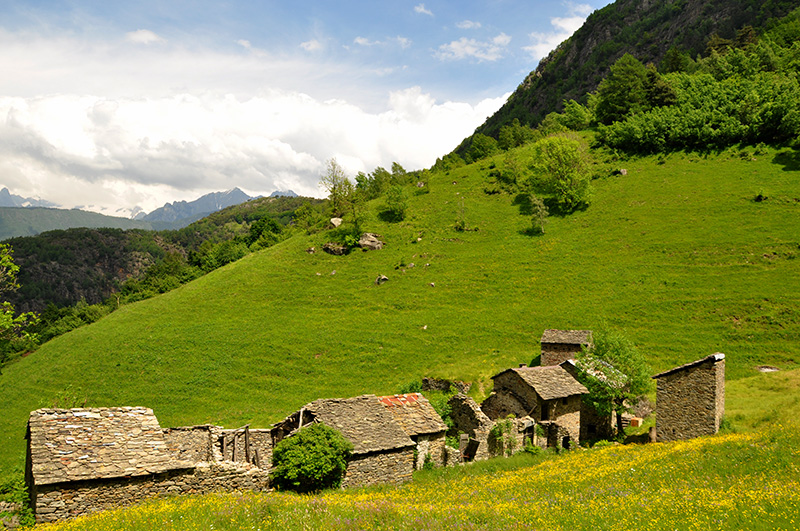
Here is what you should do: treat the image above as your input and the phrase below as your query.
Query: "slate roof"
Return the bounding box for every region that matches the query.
[493,366,588,400]
[540,329,593,345]
[652,353,725,379]
[302,395,415,455]
[378,393,447,437]
[27,407,192,486]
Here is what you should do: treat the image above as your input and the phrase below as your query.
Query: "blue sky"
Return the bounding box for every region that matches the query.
[0,0,611,216]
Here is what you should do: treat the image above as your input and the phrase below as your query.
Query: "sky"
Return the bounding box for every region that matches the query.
[0,0,612,217]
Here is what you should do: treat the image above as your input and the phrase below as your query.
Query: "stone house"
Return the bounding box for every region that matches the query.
[377,393,448,469]
[652,353,725,442]
[481,365,588,448]
[271,394,416,488]
[447,393,495,461]
[25,407,269,524]
[540,329,593,366]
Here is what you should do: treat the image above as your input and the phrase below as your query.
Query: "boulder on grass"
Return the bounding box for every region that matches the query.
[358,233,385,251]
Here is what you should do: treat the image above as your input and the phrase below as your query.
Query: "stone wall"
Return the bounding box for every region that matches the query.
[548,395,582,444]
[32,463,270,524]
[541,344,582,366]
[341,448,414,488]
[163,426,216,463]
[656,358,725,442]
[414,433,446,469]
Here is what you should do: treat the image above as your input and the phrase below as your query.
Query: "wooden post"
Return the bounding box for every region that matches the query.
[245,426,251,464]
[232,432,237,462]
[253,448,261,468]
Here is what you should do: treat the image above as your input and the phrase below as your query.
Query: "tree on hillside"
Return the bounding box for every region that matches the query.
[574,328,653,437]
[1,244,38,371]
[320,158,354,217]
[531,135,592,213]
[594,53,650,125]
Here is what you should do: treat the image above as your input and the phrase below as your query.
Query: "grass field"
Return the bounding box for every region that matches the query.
[1,144,799,480]
[40,420,800,530]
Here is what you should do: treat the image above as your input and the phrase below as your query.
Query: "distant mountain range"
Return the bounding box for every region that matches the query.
[0,187,276,240]
[0,187,59,208]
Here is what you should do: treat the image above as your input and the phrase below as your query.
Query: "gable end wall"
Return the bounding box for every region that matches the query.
[656,359,725,442]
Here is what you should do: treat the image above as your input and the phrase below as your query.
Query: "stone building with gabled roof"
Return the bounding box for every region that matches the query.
[653,353,725,442]
[25,407,269,524]
[378,393,448,469]
[481,365,588,448]
[271,394,416,488]
[540,329,593,366]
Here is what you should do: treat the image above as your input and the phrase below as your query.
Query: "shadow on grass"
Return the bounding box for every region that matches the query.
[772,149,800,172]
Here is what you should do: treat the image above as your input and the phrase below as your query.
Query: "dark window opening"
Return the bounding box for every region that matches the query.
[541,405,550,421]
[562,437,570,449]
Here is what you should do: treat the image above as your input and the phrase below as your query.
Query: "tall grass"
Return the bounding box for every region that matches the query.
[43,422,800,530]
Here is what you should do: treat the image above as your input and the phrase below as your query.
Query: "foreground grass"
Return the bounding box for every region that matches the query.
[2,145,799,476]
[43,423,800,531]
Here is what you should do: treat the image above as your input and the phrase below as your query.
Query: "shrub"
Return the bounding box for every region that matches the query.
[270,422,353,493]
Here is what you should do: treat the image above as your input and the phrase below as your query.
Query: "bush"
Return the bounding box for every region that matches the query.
[270,423,353,493]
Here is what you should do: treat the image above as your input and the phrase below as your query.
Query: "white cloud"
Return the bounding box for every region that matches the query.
[0,29,507,214]
[394,36,412,49]
[300,39,323,52]
[354,36,379,46]
[456,20,481,30]
[125,29,164,45]
[523,3,593,61]
[435,33,511,62]
[237,39,252,49]
[414,4,433,16]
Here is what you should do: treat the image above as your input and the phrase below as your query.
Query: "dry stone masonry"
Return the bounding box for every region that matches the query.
[540,329,593,366]
[653,353,725,442]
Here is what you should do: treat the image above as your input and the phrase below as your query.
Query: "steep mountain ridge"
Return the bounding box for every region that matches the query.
[472,0,798,139]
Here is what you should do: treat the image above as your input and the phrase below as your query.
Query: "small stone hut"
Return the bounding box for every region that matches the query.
[652,353,725,443]
[25,407,269,524]
[271,394,415,488]
[378,393,448,469]
[540,329,593,366]
[448,393,495,461]
[482,365,588,448]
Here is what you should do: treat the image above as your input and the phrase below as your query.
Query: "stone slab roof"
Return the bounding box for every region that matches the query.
[540,329,593,345]
[493,366,588,400]
[378,393,447,437]
[303,395,415,455]
[652,353,725,379]
[27,407,192,486]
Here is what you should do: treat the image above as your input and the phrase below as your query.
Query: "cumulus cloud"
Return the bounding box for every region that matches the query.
[456,20,481,29]
[414,4,433,16]
[523,3,593,61]
[125,29,164,44]
[354,36,412,49]
[0,28,508,215]
[435,33,511,62]
[300,39,323,52]
[354,36,379,46]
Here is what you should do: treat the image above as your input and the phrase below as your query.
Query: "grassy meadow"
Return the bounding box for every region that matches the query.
[40,421,800,530]
[1,143,799,482]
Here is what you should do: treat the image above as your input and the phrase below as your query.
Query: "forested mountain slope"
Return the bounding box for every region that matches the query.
[471,0,797,139]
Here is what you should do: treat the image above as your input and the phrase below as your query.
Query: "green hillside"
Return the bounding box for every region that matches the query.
[0,207,157,240]
[1,143,799,476]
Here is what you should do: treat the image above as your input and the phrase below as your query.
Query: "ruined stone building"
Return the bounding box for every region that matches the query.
[378,393,448,469]
[25,407,269,524]
[540,329,593,366]
[481,365,588,448]
[448,393,495,461]
[271,394,416,488]
[653,353,725,442]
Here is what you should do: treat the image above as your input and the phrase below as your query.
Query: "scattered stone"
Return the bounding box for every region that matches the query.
[407,263,415,268]
[756,365,780,372]
[416,182,425,188]
[375,275,389,285]
[429,282,435,288]
[416,237,422,242]
[358,233,385,251]
[452,181,458,185]
[330,270,336,276]
[422,325,427,330]
[323,242,347,256]
[305,247,316,254]
[316,272,321,276]
[330,217,343,228]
